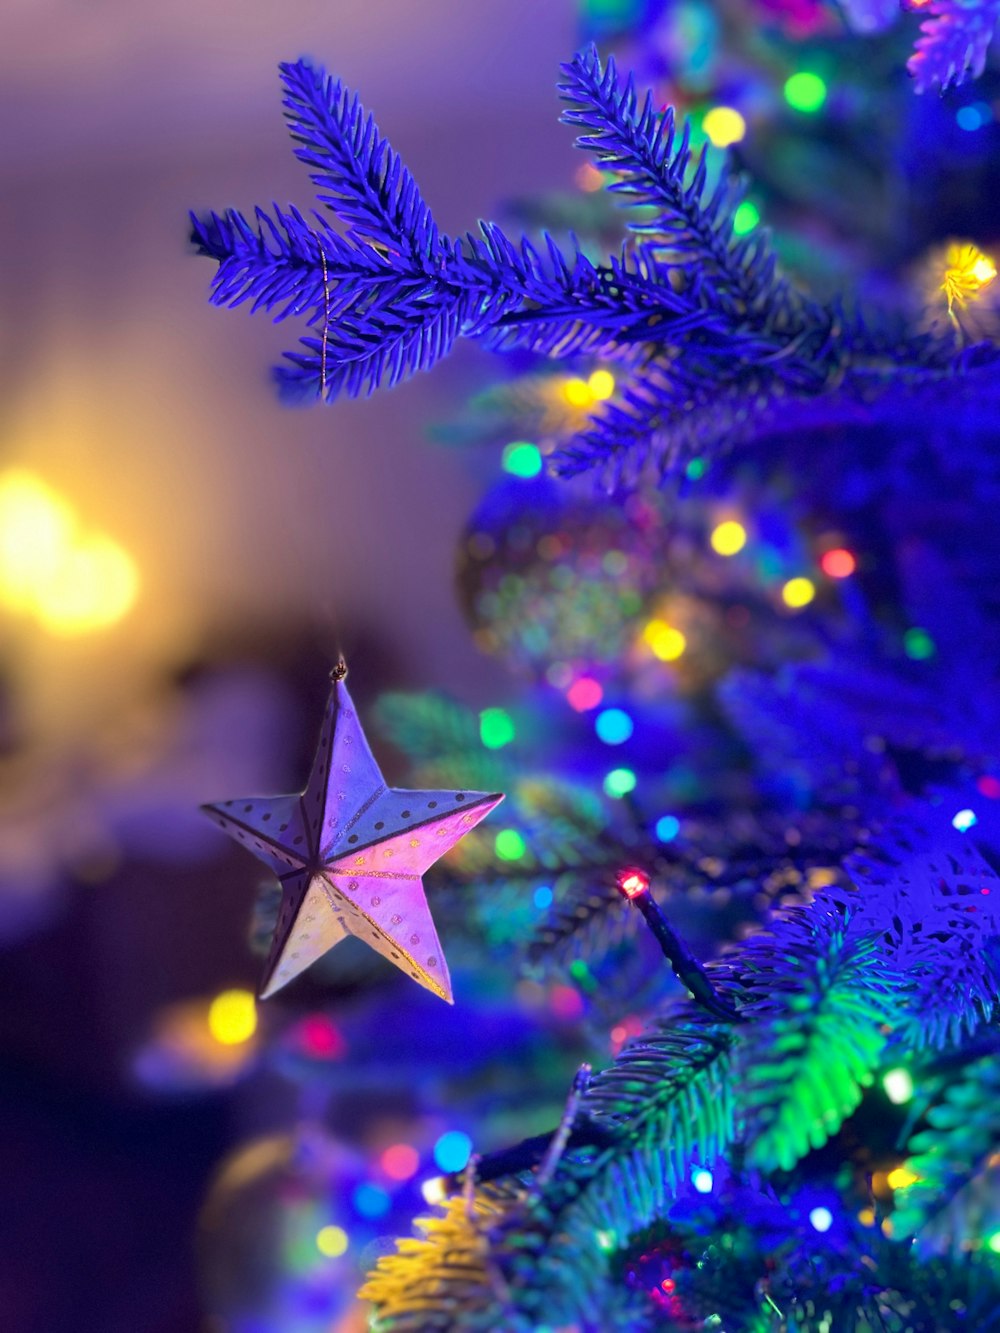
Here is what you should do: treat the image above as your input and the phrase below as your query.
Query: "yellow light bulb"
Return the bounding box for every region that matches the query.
[782,577,816,609]
[208,989,258,1045]
[563,377,593,408]
[316,1225,349,1257]
[587,369,615,400]
[702,106,746,148]
[941,241,998,312]
[643,619,687,661]
[886,1166,920,1190]
[710,521,747,556]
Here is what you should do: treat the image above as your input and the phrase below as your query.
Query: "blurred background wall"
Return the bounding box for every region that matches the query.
[0,4,580,1328]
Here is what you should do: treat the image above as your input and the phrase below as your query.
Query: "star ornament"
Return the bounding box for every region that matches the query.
[202,671,503,1003]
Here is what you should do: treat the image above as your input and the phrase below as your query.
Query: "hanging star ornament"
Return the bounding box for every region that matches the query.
[202,666,503,1003]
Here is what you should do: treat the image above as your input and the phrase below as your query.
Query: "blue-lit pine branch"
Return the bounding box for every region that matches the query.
[192,47,998,480]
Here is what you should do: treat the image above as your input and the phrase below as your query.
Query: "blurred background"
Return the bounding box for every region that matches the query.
[5,0,1000,1328]
[0,3,580,1329]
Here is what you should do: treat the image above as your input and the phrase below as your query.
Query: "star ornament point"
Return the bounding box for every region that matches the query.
[201,678,503,1003]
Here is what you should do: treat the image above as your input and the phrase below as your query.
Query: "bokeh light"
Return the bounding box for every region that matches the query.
[692,1168,713,1193]
[643,619,687,660]
[316,1225,348,1257]
[480,706,515,749]
[809,1206,833,1232]
[595,707,634,745]
[381,1144,420,1181]
[702,106,746,147]
[904,627,936,660]
[207,989,257,1046]
[710,520,747,555]
[782,577,815,609]
[434,1130,473,1173]
[502,441,543,477]
[353,1182,391,1218]
[655,815,681,842]
[732,200,760,235]
[604,768,637,798]
[952,808,977,831]
[567,676,604,711]
[533,885,553,909]
[784,71,827,113]
[820,548,856,578]
[883,1068,914,1104]
[0,469,139,636]
[588,369,615,400]
[495,829,526,861]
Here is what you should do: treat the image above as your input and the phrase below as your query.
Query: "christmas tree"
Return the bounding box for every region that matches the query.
[189,10,1000,1330]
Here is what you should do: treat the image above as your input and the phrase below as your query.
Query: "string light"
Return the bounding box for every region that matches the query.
[421,1176,447,1205]
[952,808,978,832]
[710,520,747,555]
[434,1131,473,1172]
[643,619,687,660]
[809,1207,833,1232]
[564,369,616,408]
[502,441,543,477]
[692,1168,714,1193]
[207,989,257,1046]
[782,577,815,609]
[941,242,997,313]
[904,627,936,660]
[381,1144,419,1180]
[567,676,603,711]
[988,1231,1000,1255]
[887,1166,920,1190]
[655,815,681,842]
[784,71,827,113]
[616,868,650,898]
[702,106,746,147]
[604,768,637,798]
[495,829,527,861]
[480,707,515,749]
[732,201,760,235]
[353,1182,391,1218]
[883,1068,914,1104]
[820,548,856,578]
[563,377,593,407]
[533,885,553,909]
[316,1225,348,1257]
[595,707,634,744]
[588,369,616,400]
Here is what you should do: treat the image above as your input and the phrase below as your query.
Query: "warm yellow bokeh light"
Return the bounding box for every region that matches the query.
[0,471,75,611]
[703,106,746,148]
[710,520,747,556]
[0,469,138,635]
[316,1225,349,1257]
[886,1166,920,1190]
[643,619,687,661]
[941,241,997,312]
[563,377,592,407]
[208,989,258,1046]
[34,534,139,637]
[782,577,816,609]
[588,369,615,400]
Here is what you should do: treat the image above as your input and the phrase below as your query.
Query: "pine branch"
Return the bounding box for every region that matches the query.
[893,1051,1000,1243]
[734,907,900,1172]
[907,0,1000,92]
[557,45,797,325]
